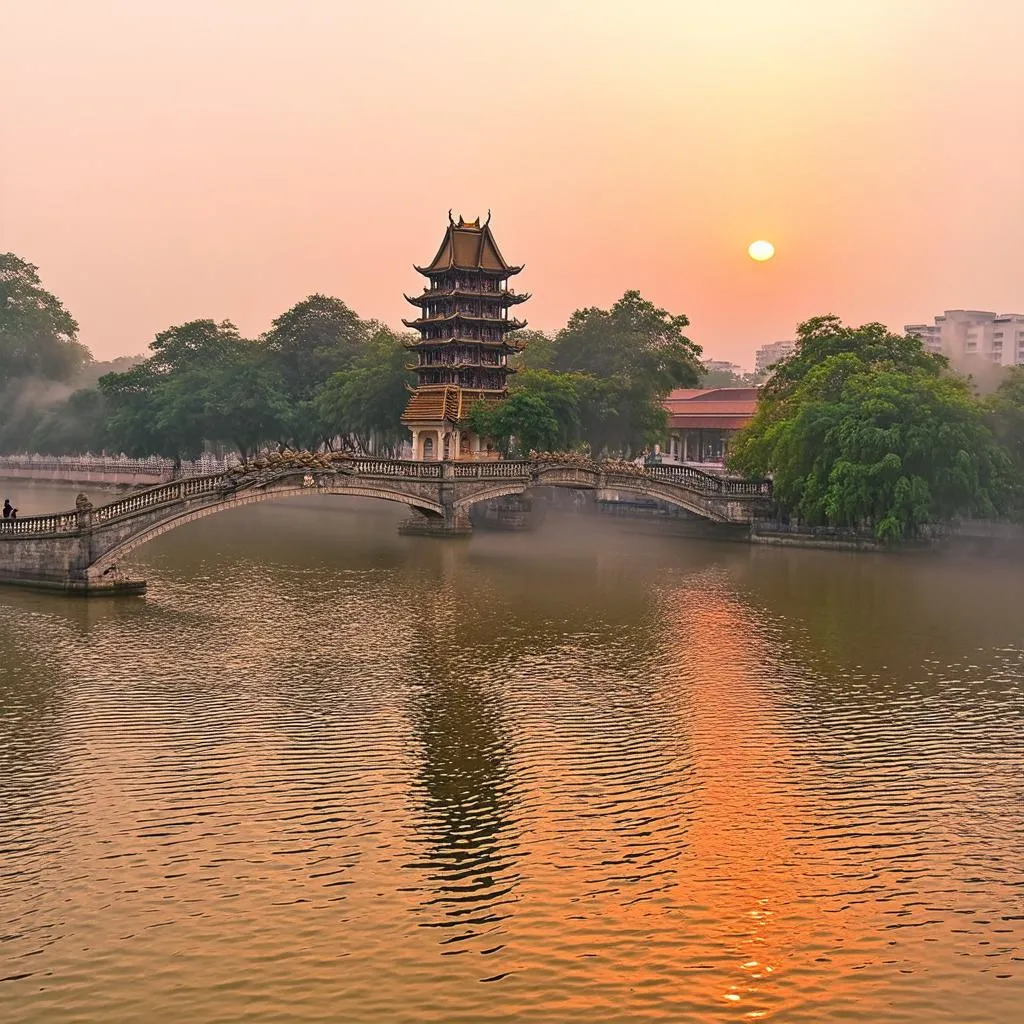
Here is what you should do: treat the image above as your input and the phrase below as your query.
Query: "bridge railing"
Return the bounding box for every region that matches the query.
[721,478,773,496]
[646,463,771,496]
[348,458,442,478]
[91,474,226,523]
[451,461,532,478]
[0,512,80,536]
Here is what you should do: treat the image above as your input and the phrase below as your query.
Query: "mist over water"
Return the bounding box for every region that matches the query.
[1,491,1022,1023]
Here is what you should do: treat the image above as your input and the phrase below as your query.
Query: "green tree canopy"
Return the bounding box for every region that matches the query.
[29,388,108,455]
[0,253,90,387]
[265,294,368,400]
[99,319,281,461]
[467,369,586,456]
[510,330,556,371]
[263,294,371,448]
[985,367,1024,518]
[201,341,290,460]
[550,290,702,453]
[314,326,416,453]
[553,290,701,385]
[730,317,1010,539]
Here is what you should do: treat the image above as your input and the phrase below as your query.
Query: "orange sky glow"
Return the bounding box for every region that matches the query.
[3,0,1022,369]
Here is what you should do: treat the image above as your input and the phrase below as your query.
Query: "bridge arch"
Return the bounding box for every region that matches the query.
[453,474,735,524]
[87,480,444,580]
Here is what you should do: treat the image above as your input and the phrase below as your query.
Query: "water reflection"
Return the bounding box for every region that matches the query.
[404,650,520,963]
[1,493,1022,1022]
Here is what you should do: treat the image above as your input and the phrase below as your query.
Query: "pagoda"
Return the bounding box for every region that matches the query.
[401,212,528,460]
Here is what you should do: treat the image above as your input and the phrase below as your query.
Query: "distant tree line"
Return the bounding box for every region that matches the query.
[5,251,1024,534]
[0,253,705,462]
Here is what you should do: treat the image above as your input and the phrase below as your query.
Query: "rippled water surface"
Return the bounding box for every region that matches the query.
[2,486,1022,1022]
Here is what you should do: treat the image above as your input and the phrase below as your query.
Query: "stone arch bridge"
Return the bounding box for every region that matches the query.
[0,457,771,594]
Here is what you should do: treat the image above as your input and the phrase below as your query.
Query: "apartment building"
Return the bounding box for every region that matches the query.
[905,310,1024,366]
[754,340,796,375]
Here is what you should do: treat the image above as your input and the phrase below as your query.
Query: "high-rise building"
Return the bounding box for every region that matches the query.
[754,340,796,376]
[400,213,528,461]
[905,310,1024,366]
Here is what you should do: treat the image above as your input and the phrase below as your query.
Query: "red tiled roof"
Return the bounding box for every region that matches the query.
[665,386,759,405]
[663,386,758,431]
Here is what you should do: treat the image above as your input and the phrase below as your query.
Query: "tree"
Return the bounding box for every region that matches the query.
[465,369,588,456]
[554,290,700,382]
[265,294,367,380]
[100,360,183,458]
[468,392,561,456]
[0,253,90,387]
[986,367,1024,518]
[701,368,743,387]
[30,388,108,455]
[100,319,258,461]
[263,295,370,449]
[759,315,940,402]
[202,342,290,459]
[510,330,556,371]
[730,317,1010,539]
[551,290,702,453]
[315,326,416,453]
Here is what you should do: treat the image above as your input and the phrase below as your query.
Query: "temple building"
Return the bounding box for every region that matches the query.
[663,386,759,466]
[401,213,528,460]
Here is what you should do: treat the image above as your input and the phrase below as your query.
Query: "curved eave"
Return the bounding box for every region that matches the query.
[415,263,524,278]
[404,289,530,307]
[414,363,516,373]
[402,313,528,330]
[403,337,524,352]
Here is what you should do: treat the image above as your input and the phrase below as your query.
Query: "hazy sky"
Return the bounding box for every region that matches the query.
[3,0,1022,369]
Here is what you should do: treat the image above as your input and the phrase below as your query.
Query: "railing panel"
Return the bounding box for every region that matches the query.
[0,512,79,535]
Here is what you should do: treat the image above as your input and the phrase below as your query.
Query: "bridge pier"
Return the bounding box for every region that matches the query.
[397,506,473,537]
[469,493,535,531]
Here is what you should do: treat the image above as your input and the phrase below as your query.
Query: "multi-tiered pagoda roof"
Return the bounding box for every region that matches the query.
[401,214,529,454]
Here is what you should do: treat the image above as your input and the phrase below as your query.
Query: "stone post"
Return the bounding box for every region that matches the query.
[75,493,93,531]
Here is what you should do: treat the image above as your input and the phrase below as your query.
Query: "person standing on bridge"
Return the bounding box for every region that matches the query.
[2,499,15,519]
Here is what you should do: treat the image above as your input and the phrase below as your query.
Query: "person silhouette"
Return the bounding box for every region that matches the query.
[2,499,14,519]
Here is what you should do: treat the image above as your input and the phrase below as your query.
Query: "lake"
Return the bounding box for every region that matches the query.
[1,483,1021,1022]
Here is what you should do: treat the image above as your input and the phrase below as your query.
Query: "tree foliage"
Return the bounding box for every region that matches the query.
[0,253,90,387]
[314,326,416,453]
[546,290,702,453]
[468,370,587,456]
[730,316,1010,538]
[100,320,282,461]
[985,367,1024,518]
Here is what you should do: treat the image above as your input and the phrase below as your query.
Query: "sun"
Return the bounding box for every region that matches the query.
[748,239,775,262]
